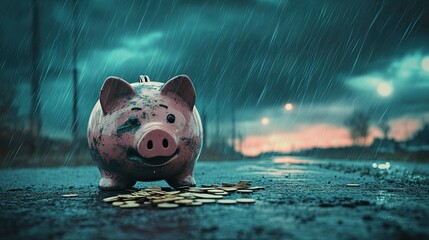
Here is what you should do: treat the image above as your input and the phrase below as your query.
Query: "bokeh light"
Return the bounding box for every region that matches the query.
[377,82,393,97]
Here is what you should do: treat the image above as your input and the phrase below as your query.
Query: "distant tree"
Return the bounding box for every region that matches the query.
[379,120,390,140]
[0,84,19,128]
[345,109,370,146]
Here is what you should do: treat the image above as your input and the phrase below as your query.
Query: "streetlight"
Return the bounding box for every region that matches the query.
[422,56,429,72]
[377,82,393,97]
[261,117,269,125]
[284,103,293,111]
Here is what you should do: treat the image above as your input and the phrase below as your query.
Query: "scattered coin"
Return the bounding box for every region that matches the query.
[346,184,360,187]
[236,198,256,203]
[207,189,225,193]
[195,199,216,203]
[214,192,228,196]
[103,196,119,202]
[190,201,203,206]
[157,203,179,209]
[62,194,79,198]
[237,189,253,193]
[217,199,237,204]
[120,203,140,208]
[112,201,124,206]
[103,180,264,209]
[175,199,194,205]
[193,193,223,199]
[247,186,265,190]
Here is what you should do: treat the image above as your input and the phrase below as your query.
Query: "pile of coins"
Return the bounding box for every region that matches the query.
[102,180,264,209]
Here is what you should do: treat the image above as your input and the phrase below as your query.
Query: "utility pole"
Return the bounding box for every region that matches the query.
[231,101,236,152]
[71,0,79,141]
[30,0,41,151]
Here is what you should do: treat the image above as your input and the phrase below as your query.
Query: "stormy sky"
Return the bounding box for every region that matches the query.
[1,0,429,155]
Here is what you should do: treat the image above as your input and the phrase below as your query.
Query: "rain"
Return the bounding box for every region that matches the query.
[1,0,429,239]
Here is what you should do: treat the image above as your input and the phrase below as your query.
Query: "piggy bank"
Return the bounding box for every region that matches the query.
[87,75,203,190]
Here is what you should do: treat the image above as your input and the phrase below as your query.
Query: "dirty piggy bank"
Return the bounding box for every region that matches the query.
[87,75,203,190]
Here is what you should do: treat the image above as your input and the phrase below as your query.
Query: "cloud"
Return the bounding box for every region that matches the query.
[1,0,429,141]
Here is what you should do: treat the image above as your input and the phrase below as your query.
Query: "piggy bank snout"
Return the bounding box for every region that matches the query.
[137,128,178,158]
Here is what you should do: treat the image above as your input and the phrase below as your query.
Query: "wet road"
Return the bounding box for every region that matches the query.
[1,157,428,240]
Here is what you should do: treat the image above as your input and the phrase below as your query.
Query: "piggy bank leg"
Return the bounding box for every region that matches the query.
[166,170,196,188]
[98,169,136,191]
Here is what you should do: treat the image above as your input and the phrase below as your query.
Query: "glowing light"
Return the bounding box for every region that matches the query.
[372,163,377,168]
[284,103,293,111]
[422,56,429,72]
[261,117,270,125]
[377,82,393,97]
[377,162,391,169]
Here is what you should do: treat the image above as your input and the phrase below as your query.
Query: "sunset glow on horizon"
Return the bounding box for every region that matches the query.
[239,118,424,156]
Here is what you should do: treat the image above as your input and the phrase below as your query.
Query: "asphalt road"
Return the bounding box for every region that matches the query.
[1,157,428,240]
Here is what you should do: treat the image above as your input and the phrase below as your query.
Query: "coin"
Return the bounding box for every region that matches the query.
[221,187,238,192]
[217,199,237,204]
[175,199,194,205]
[190,201,203,206]
[103,196,119,202]
[165,191,181,195]
[207,189,225,193]
[157,203,179,209]
[62,194,79,198]
[112,201,124,206]
[247,186,265,190]
[193,193,223,199]
[236,198,256,203]
[195,199,216,203]
[214,192,228,196]
[346,184,360,187]
[120,203,140,208]
[237,189,253,193]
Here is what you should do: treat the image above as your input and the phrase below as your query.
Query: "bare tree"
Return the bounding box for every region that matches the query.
[345,110,370,146]
[379,120,390,140]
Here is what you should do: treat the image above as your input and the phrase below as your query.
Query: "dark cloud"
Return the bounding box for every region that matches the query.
[1,0,428,138]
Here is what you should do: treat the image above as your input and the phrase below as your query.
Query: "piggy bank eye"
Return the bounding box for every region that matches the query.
[128,116,139,125]
[166,114,175,123]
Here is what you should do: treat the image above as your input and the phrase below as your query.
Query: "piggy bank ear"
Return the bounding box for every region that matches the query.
[100,76,136,115]
[160,75,196,111]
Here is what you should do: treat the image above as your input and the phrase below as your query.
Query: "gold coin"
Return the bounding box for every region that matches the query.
[165,191,181,195]
[214,192,228,196]
[236,198,256,203]
[103,196,119,202]
[207,189,224,193]
[193,193,223,199]
[112,201,124,206]
[178,193,194,198]
[174,199,194,205]
[195,199,216,203]
[237,190,253,193]
[346,184,360,187]
[247,186,265,190]
[152,197,184,204]
[157,203,179,209]
[120,203,140,208]
[217,199,237,204]
[62,194,79,198]
[221,187,238,192]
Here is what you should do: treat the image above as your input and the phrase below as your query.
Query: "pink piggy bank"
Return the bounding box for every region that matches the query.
[87,75,203,190]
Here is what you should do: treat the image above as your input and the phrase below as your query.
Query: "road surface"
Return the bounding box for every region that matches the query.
[1,157,428,239]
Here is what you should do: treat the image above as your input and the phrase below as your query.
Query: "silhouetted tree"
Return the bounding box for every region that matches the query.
[345,110,369,146]
[0,84,19,128]
[379,120,390,140]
